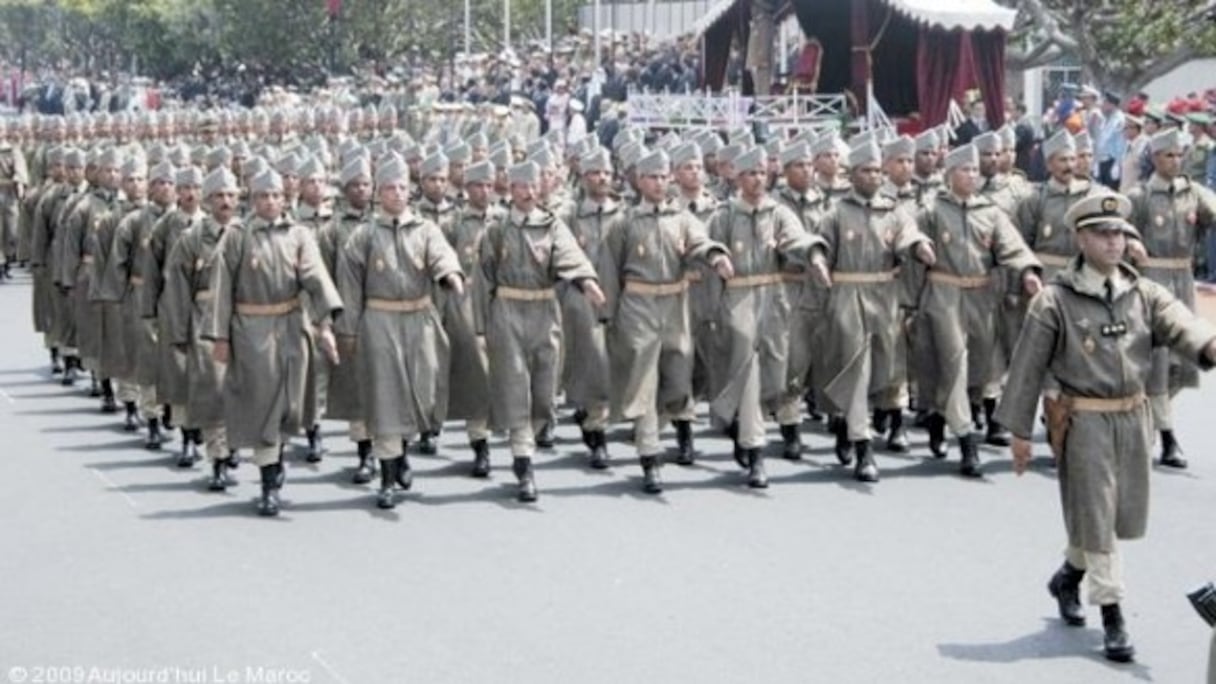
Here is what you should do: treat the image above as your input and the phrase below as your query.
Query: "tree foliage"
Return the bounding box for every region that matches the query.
[0,0,583,80]
[1006,0,1216,93]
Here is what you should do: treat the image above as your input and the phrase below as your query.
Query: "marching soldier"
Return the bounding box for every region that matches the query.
[598,149,732,492]
[997,192,1216,663]
[916,144,1041,477]
[814,141,934,480]
[334,154,464,509]
[812,132,851,210]
[163,168,241,491]
[106,160,176,448]
[27,146,66,374]
[475,160,604,502]
[1126,128,1216,469]
[558,146,622,468]
[443,160,503,477]
[0,128,29,279]
[202,169,343,517]
[705,147,824,487]
[294,155,334,462]
[319,157,376,483]
[145,167,206,465]
[1074,131,1096,183]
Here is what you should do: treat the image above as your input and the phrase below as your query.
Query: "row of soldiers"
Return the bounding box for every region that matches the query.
[11,104,1215,511]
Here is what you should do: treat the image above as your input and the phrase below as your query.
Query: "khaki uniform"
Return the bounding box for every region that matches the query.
[295,201,336,428]
[163,216,235,460]
[598,198,725,455]
[334,211,462,458]
[558,196,625,430]
[475,207,598,457]
[42,182,88,355]
[670,189,720,399]
[704,197,823,448]
[916,192,1040,435]
[996,261,1216,603]
[105,201,170,419]
[982,172,1034,385]
[25,182,58,338]
[316,202,369,435]
[143,208,201,418]
[773,184,826,420]
[89,198,140,390]
[202,215,342,466]
[442,201,504,439]
[816,191,928,441]
[59,188,120,372]
[0,144,29,263]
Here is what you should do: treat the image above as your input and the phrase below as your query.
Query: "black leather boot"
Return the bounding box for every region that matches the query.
[122,401,139,431]
[513,456,537,502]
[831,417,853,466]
[727,420,747,469]
[161,404,174,431]
[470,439,491,478]
[145,417,163,451]
[1047,561,1086,626]
[88,373,101,398]
[970,402,984,431]
[305,424,323,463]
[803,389,823,422]
[536,422,555,449]
[377,458,399,509]
[854,440,878,482]
[746,449,768,488]
[640,455,663,494]
[395,451,414,491]
[61,356,79,386]
[674,420,695,466]
[257,464,282,517]
[418,430,438,455]
[1159,430,1187,469]
[588,430,609,470]
[959,432,982,478]
[927,413,948,459]
[208,457,235,492]
[983,398,1011,446]
[50,348,63,375]
[176,429,198,468]
[1187,583,1216,626]
[872,409,889,434]
[352,439,375,484]
[1101,604,1135,663]
[885,410,909,453]
[100,379,117,413]
[780,423,802,461]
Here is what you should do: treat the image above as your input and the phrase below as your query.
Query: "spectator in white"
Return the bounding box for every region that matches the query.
[1079,85,1104,149]
[545,79,571,148]
[566,98,588,148]
[1120,115,1147,194]
[1096,91,1127,190]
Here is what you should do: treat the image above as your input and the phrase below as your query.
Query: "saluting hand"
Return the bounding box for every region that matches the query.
[1126,239,1148,265]
[916,242,936,267]
[1011,436,1033,476]
[1022,272,1044,297]
[712,254,735,280]
[582,279,607,308]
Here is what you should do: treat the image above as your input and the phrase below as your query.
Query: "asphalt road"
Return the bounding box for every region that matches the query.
[0,269,1213,684]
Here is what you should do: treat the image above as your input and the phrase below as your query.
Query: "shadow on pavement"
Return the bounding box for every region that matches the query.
[937,618,1153,680]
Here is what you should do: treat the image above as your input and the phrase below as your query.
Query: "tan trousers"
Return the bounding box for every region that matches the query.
[1065,545,1125,606]
[467,418,490,443]
[349,420,368,442]
[372,433,407,461]
[203,426,229,463]
[509,420,549,457]
[172,404,189,429]
[1150,392,1176,432]
[581,403,610,432]
[116,380,139,403]
[138,384,159,420]
[251,445,280,467]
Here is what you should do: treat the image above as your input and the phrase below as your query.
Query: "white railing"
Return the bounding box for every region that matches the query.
[625,90,848,135]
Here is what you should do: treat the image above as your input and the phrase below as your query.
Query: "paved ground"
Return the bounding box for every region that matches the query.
[1,270,1213,684]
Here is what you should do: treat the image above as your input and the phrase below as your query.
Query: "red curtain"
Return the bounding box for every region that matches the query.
[850,0,871,112]
[701,0,752,92]
[915,27,962,128]
[972,29,1007,128]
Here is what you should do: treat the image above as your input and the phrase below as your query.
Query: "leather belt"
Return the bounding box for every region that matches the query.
[781,272,807,284]
[235,299,300,316]
[684,270,704,283]
[1141,256,1192,270]
[194,289,213,303]
[1035,252,1072,268]
[80,255,95,264]
[1062,393,1146,413]
[831,270,897,284]
[496,285,555,301]
[128,276,145,286]
[927,271,992,289]
[624,279,688,296]
[725,273,783,289]
[366,296,431,312]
